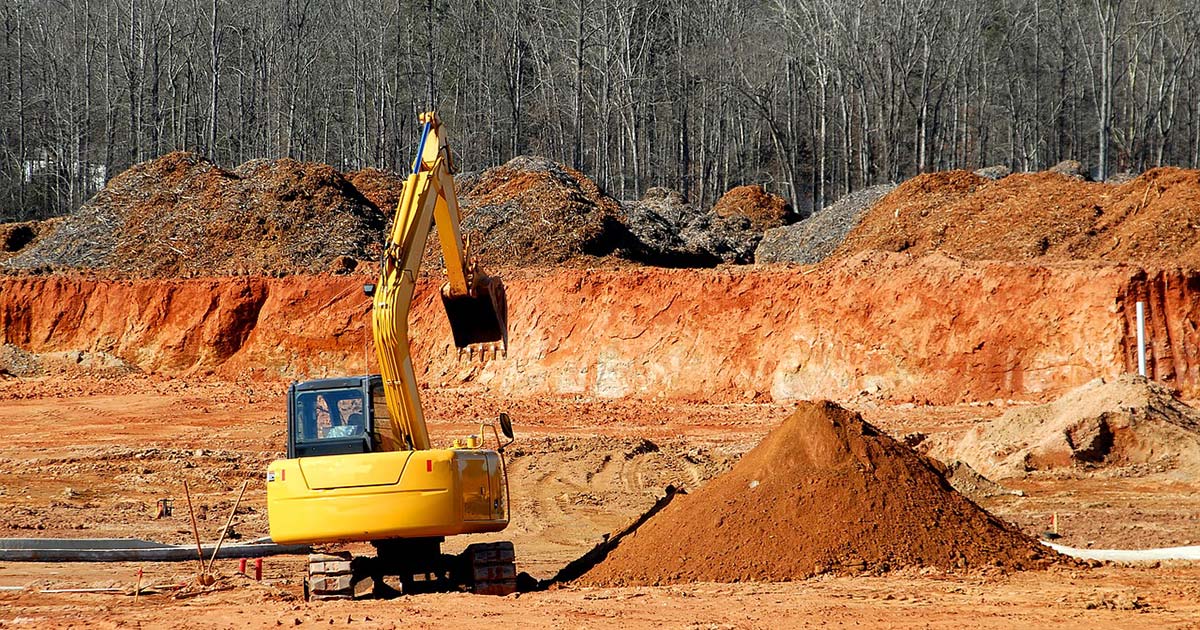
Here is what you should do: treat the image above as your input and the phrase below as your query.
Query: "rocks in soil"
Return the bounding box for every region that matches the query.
[624,186,791,265]
[755,184,896,265]
[2,152,385,276]
[0,344,139,378]
[1107,171,1138,184]
[948,374,1200,478]
[577,400,1053,586]
[974,165,1012,180]
[620,188,708,265]
[0,344,40,376]
[1049,159,1089,180]
[944,460,1024,499]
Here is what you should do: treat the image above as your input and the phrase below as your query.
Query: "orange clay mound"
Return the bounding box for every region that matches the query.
[712,184,796,231]
[578,401,1055,586]
[834,167,1200,266]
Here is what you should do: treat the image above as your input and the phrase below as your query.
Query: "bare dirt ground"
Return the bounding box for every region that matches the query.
[1,375,1198,628]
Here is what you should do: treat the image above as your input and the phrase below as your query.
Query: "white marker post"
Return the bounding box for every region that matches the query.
[1136,301,1147,377]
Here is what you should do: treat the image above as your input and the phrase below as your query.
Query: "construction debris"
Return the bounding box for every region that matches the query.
[454,156,636,267]
[2,152,385,276]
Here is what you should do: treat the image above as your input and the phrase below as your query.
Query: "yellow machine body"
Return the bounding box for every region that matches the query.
[267,448,507,545]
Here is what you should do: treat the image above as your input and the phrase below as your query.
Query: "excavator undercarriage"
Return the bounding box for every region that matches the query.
[304,540,516,600]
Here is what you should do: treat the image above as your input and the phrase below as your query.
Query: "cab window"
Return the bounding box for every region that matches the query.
[294,388,366,442]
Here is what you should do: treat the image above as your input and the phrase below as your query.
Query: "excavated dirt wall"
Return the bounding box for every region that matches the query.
[2,254,1197,401]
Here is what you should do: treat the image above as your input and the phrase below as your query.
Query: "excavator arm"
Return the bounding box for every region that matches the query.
[371,111,507,453]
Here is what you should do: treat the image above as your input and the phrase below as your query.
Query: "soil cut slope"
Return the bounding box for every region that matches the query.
[4,255,1200,400]
[579,401,1054,586]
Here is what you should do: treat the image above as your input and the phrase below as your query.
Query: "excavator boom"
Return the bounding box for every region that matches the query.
[371,111,507,452]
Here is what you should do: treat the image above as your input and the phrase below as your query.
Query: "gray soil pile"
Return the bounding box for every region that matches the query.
[944,460,1024,499]
[3,152,385,276]
[755,184,896,265]
[950,375,1200,478]
[578,401,1053,586]
[624,186,795,265]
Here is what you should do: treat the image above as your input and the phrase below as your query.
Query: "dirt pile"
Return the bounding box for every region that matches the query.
[835,167,1200,266]
[346,168,406,213]
[0,218,61,261]
[622,187,764,265]
[578,401,1053,586]
[2,152,385,276]
[712,185,797,230]
[454,156,636,266]
[944,460,1024,499]
[756,184,896,265]
[949,375,1200,478]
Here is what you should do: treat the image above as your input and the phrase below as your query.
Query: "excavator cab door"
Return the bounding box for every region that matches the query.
[442,274,508,349]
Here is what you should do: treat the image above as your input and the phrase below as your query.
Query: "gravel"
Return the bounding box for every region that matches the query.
[754,184,896,265]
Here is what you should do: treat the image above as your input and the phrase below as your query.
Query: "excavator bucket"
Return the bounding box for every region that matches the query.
[442,275,508,349]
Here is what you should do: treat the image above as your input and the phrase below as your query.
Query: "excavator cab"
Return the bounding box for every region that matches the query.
[287,376,387,458]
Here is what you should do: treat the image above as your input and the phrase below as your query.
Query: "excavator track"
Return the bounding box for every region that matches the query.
[301,541,517,600]
[465,541,517,596]
[304,552,356,601]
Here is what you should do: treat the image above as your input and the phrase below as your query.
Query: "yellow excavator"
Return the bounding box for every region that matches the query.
[265,112,516,599]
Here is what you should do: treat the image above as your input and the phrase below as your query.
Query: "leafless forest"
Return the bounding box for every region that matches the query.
[3,0,1199,221]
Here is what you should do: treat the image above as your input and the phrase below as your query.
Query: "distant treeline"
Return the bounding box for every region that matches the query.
[2,0,1199,222]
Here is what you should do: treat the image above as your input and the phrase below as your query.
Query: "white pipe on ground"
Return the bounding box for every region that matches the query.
[1044,542,1200,562]
[1136,301,1147,377]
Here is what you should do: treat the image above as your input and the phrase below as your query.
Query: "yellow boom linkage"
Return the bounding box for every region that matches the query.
[372,110,507,453]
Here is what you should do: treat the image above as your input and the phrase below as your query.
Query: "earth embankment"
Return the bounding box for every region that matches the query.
[4,253,1195,402]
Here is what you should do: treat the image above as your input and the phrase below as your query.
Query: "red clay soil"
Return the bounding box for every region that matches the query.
[578,401,1055,586]
[4,254,1200,400]
[712,184,796,231]
[835,167,1200,266]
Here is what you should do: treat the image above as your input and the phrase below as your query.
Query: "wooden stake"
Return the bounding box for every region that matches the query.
[134,568,143,603]
[182,480,207,582]
[205,479,250,575]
